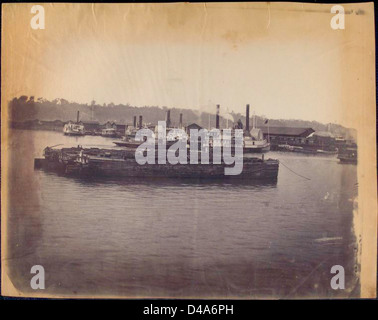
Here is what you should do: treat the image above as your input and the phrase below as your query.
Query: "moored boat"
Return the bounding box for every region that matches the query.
[113,140,177,148]
[63,122,85,136]
[316,149,338,155]
[35,146,279,180]
[101,128,118,138]
[63,111,85,136]
[113,122,182,149]
[338,147,357,164]
[243,128,270,153]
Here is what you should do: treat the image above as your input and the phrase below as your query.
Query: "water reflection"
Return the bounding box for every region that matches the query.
[38,170,278,190]
[6,129,359,298]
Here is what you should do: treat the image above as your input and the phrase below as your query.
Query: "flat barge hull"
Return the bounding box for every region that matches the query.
[34,147,279,180]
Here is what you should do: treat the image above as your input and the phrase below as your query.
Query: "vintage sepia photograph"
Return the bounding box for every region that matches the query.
[1,2,377,300]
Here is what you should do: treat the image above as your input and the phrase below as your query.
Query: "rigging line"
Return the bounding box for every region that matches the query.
[48,144,64,148]
[279,160,311,180]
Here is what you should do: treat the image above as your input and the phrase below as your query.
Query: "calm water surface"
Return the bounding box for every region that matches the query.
[6,129,359,298]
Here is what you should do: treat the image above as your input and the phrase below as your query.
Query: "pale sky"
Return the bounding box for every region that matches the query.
[2,3,375,126]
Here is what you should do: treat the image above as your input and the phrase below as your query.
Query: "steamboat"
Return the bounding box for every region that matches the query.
[63,111,85,136]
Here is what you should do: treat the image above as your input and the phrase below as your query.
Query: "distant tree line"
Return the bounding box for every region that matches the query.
[8,95,356,139]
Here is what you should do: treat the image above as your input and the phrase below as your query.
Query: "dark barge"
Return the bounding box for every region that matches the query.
[338,147,357,164]
[34,146,279,180]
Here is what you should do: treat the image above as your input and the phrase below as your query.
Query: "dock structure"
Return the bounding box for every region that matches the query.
[260,127,315,149]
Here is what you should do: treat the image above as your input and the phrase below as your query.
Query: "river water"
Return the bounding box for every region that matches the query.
[5,129,359,298]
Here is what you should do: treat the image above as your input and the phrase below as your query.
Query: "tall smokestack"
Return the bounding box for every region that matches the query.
[246,104,250,131]
[133,116,137,128]
[166,110,171,127]
[77,111,80,123]
[216,105,220,129]
[179,113,183,128]
[139,115,143,129]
